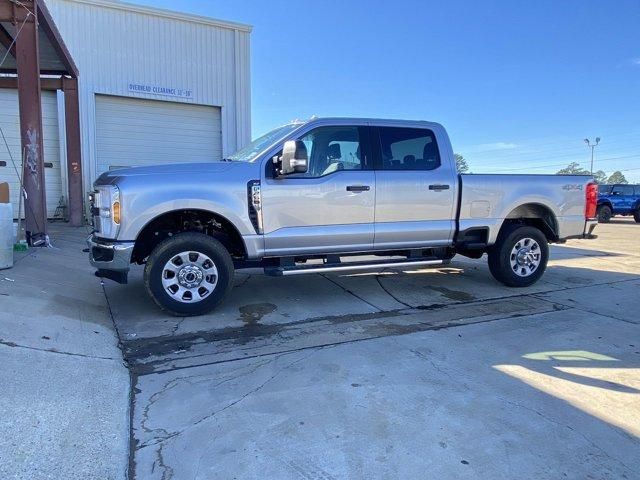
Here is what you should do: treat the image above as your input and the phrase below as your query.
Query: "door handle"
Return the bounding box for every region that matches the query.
[428,184,450,191]
[346,185,370,192]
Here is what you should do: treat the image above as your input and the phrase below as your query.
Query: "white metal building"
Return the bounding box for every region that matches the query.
[0,0,251,218]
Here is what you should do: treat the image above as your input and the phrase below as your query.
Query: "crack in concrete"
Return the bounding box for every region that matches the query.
[319,273,384,312]
[137,359,274,449]
[153,440,174,480]
[0,338,116,360]
[138,349,322,479]
[374,273,414,309]
[100,279,135,480]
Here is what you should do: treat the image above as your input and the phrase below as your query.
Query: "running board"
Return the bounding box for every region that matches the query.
[264,259,445,276]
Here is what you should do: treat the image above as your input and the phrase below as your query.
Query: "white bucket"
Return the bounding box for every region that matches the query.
[0,203,13,269]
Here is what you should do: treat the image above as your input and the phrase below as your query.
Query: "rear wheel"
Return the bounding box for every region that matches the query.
[488,225,549,287]
[634,208,640,223]
[144,232,234,316]
[597,205,612,223]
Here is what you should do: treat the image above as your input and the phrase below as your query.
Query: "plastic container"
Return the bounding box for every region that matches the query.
[0,203,13,269]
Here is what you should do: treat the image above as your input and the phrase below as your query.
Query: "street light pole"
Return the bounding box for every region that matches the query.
[584,137,601,175]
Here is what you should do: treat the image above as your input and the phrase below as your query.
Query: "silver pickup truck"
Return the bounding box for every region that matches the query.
[88,118,598,316]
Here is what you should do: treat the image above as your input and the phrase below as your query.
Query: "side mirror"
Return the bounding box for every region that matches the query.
[277,140,308,175]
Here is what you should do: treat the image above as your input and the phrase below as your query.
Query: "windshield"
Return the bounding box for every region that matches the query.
[227,123,302,162]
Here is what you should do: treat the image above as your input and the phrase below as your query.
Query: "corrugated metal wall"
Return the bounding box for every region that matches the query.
[94,95,222,172]
[0,89,62,218]
[45,0,251,193]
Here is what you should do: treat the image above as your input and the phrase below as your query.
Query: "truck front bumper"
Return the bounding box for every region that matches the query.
[87,234,134,284]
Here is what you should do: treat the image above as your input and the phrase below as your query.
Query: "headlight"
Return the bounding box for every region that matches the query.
[94,185,121,239]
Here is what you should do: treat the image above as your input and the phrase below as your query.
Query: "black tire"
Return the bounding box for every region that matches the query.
[634,208,640,223]
[144,232,234,316]
[488,225,549,287]
[597,205,612,223]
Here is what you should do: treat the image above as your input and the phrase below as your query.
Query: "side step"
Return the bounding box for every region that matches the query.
[264,258,446,277]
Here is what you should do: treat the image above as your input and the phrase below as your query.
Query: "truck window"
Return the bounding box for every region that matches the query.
[612,185,633,196]
[291,126,365,177]
[379,127,440,171]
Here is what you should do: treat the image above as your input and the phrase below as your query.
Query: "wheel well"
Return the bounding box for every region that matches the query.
[131,209,246,264]
[501,203,558,242]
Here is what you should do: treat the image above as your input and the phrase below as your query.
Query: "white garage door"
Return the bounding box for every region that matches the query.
[95,95,222,174]
[0,88,62,218]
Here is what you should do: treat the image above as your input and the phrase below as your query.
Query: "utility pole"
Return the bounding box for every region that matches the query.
[584,137,601,175]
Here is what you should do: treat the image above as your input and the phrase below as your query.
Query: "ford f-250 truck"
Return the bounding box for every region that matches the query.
[87,118,599,316]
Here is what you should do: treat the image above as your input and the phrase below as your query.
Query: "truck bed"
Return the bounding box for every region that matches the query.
[458,174,593,244]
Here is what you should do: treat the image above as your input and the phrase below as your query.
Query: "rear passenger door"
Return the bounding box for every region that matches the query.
[372,126,457,249]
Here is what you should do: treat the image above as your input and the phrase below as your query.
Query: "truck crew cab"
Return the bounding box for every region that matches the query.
[88,118,598,316]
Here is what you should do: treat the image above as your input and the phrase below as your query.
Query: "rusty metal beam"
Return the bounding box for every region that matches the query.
[0,75,62,90]
[14,0,47,244]
[0,0,32,22]
[62,76,82,226]
[0,67,68,74]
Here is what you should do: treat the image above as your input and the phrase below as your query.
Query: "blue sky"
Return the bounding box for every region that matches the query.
[139,0,640,181]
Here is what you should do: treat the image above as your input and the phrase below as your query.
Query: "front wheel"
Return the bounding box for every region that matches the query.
[488,225,549,287]
[634,208,640,223]
[144,232,234,316]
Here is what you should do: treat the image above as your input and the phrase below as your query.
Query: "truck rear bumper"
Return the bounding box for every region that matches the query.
[87,234,134,284]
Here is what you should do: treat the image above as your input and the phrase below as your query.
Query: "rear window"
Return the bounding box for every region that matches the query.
[379,127,440,171]
[612,185,634,196]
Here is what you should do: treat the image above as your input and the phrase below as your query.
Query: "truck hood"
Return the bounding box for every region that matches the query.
[97,162,236,181]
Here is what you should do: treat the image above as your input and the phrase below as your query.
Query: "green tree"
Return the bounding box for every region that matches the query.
[556,162,590,175]
[607,171,628,184]
[593,170,608,184]
[455,153,470,173]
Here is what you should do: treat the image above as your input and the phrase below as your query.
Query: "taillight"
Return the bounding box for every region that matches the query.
[585,182,598,219]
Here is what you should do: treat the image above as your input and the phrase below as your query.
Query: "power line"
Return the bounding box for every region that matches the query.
[457,129,640,156]
[464,143,640,167]
[484,154,640,173]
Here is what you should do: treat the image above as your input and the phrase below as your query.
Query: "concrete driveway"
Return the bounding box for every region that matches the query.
[102,220,640,479]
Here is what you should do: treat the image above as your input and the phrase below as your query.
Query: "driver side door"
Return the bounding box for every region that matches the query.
[261,125,375,256]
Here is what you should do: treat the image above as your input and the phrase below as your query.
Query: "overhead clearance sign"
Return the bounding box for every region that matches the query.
[128,83,193,99]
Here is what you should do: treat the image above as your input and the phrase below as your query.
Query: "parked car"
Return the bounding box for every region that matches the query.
[87,118,598,316]
[596,184,640,223]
